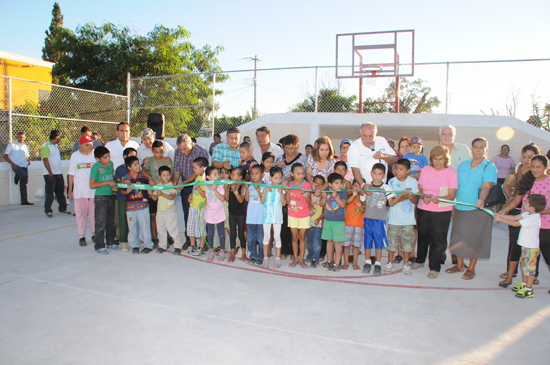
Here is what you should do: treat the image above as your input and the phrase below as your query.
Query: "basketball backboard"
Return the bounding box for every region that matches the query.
[336,30,414,79]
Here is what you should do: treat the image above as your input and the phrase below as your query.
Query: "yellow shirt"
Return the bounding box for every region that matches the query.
[157,182,177,212]
[190,175,206,209]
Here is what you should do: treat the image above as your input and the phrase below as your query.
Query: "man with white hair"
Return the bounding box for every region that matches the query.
[439,124,471,170]
[349,122,397,188]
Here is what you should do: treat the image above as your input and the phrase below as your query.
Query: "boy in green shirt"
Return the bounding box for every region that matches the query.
[89,146,118,254]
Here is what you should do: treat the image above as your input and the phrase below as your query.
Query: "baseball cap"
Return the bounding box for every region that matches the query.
[79,135,93,144]
[340,139,352,147]
[387,139,394,143]
[410,136,423,145]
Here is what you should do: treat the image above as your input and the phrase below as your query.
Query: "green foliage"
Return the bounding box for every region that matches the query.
[527,101,550,131]
[42,2,66,84]
[213,107,260,134]
[363,78,441,113]
[290,88,358,113]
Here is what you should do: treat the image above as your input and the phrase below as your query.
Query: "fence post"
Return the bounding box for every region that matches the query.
[127,72,131,125]
[445,62,449,114]
[314,66,319,113]
[8,76,12,143]
[212,73,216,137]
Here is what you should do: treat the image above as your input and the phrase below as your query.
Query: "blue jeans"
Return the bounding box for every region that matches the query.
[247,224,264,260]
[180,186,193,243]
[306,226,322,261]
[16,166,29,203]
[94,195,116,250]
[127,208,153,249]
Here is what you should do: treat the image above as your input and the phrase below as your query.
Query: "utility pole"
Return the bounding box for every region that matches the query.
[245,55,261,119]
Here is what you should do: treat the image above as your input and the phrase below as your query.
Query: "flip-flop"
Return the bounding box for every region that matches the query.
[300,262,308,269]
[341,264,349,270]
[353,264,360,270]
[462,270,476,280]
[288,262,297,268]
[445,265,465,274]
[239,257,249,264]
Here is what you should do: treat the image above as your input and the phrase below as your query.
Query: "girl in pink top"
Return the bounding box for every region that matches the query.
[204,166,227,261]
[285,163,311,268]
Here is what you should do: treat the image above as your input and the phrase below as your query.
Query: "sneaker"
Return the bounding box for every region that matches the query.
[310,260,318,269]
[218,250,226,261]
[183,241,191,251]
[262,258,269,268]
[79,237,87,247]
[207,250,214,261]
[95,248,109,255]
[403,263,412,276]
[323,261,332,271]
[141,248,152,254]
[249,258,259,265]
[46,212,53,218]
[515,288,534,298]
[273,259,282,269]
[330,263,340,273]
[168,236,175,245]
[109,245,121,251]
[193,248,204,257]
[383,262,393,274]
[374,265,382,276]
[512,282,525,292]
[173,248,182,255]
[121,242,128,252]
[304,259,311,265]
[157,248,165,254]
[59,211,72,215]
[362,263,372,274]
[152,239,160,249]
[187,246,196,255]
[132,247,139,254]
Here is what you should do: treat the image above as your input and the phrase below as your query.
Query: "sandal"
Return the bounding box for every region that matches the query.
[534,278,540,285]
[281,255,287,260]
[353,264,360,270]
[341,264,349,270]
[462,270,476,280]
[498,280,512,288]
[300,262,308,269]
[393,255,403,264]
[445,265,465,274]
[427,270,439,279]
[288,262,298,268]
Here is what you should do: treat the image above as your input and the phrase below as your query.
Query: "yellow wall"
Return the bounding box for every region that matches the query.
[0,55,53,109]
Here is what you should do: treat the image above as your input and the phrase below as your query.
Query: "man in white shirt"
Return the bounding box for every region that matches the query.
[4,131,33,205]
[42,130,70,217]
[348,122,397,187]
[252,126,283,162]
[104,122,140,169]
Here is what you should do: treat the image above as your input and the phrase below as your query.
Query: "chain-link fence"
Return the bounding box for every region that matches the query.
[1,75,127,161]
[130,59,550,137]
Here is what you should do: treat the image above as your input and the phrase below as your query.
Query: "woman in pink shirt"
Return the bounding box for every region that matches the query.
[491,144,515,185]
[413,145,458,278]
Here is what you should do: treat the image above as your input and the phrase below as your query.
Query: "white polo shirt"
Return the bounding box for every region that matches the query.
[252,142,283,162]
[4,140,29,168]
[41,140,63,175]
[105,139,140,169]
[347,136,396,184]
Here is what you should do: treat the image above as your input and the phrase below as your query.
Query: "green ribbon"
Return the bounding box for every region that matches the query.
[115,179,494,217]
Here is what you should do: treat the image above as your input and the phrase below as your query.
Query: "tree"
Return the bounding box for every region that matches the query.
[527,100,550,131]
[362,78,441,113]
[49,22,227,137]
[214,107,261,134]
[42,2,66,84]
[290,88,357,113]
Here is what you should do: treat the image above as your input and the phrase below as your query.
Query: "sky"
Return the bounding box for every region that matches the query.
[2,0,550,121]
[3,0,550,70]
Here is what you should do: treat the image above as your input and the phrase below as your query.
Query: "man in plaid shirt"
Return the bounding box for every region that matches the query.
[172,134,209,247]
[212,127,242,169]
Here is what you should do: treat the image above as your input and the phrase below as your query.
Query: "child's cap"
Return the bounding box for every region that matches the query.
[410,136,422,145]
[340,139,352,147]
[79,135,93,144]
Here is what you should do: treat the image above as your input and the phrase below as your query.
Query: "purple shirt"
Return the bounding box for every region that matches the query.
[173,144,209,183]
[491,155,515,179]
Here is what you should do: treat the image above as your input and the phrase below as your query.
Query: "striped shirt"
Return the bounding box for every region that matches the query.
[173,143,209,182]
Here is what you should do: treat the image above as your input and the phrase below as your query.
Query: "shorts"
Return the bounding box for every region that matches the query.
[321,220,346,242]
[187,207,206,238]
[149,199,158,215]
[364,217,387,250]
[345,226,364,247]
[288,216,310,229]
[520,247,539,277]
[387,224,415,252]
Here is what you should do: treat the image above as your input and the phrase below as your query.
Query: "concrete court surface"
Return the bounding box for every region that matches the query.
[1,199,549,365]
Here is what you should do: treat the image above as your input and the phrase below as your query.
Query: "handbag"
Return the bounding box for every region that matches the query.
[478,161,506,207]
